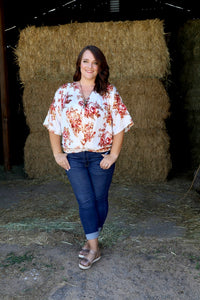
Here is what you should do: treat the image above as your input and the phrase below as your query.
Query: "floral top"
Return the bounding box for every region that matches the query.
[43,82,133,153]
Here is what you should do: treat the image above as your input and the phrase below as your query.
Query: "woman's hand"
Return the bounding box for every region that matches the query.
[100,153,118,169]
[54,153,70,171]
[49,132,70,170]
[100,130,124,170]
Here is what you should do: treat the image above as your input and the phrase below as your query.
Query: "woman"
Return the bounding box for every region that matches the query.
[43,45,133,270]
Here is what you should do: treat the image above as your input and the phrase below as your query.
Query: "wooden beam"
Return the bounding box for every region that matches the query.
[0,0,11,171]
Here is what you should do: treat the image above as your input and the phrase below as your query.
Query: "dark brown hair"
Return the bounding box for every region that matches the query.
[73,45,109,95]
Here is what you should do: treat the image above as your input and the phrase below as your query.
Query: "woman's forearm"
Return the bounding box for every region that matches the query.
[49,131,62,156]
[49,131,70,170]
[100,130,124,169]
[110,130,124,160]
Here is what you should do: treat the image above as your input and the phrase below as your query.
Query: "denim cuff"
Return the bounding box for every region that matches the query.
[86,231,99,240]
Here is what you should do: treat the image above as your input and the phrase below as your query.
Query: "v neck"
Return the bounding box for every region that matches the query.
[78,82,94,101]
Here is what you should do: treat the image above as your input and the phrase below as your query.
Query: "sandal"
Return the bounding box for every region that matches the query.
[78,248,90,259]
[79,249,101,270]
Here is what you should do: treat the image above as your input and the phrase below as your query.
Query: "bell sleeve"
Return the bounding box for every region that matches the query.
[43,88,62,135]
[110,86,134,135]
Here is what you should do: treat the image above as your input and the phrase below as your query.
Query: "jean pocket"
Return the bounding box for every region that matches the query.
[101,150,110,156]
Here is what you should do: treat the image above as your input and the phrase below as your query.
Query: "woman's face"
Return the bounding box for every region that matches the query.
[80,50,99,82]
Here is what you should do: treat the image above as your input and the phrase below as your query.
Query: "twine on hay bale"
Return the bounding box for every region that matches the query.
[16,19,170,83]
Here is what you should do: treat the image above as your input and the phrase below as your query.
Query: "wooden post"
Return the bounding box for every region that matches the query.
[0,0,11,171]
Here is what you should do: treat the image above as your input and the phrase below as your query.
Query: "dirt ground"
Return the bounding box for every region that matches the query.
[0,167,200,300]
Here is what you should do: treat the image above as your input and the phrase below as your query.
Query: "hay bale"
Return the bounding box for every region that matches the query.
[178,20,200,62]
[177,20,200,97]
[179,61,200,93]
[22,79,69,132]
[184,115,200,168]
[25,128,171,182]
[17,19,171,182]
[16,19,170,83]
[24,131,64,178]
[23,77,170,132]
[177,20,200,170]
[186,112,200,141]
[114,128,171,183]
[113,78,170,129]
[23,77,171,181]
[184,89,200,111]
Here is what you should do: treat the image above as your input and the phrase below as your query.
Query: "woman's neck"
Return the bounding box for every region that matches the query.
[79,78,95,87]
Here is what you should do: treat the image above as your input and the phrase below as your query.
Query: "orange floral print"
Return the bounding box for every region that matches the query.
[43,82,133,153]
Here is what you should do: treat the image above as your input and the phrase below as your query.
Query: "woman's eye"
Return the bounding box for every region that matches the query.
[82,60,98,65]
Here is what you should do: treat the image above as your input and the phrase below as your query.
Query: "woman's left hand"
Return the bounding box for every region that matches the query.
[100,153,118,169]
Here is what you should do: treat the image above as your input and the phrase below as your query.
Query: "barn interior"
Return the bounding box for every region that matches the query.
[1,0,200,180]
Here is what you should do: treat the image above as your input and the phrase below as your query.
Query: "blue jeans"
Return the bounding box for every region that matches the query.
[66,151,115,240]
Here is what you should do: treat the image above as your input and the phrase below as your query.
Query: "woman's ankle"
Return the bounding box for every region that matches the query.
[87,238,99,252]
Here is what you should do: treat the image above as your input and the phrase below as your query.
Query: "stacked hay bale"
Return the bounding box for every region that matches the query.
[16,19,171,182]
[178,20,200,169]
[113,78,171,183]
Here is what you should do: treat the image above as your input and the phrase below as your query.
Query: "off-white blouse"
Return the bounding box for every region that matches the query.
[43,82,133,153]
